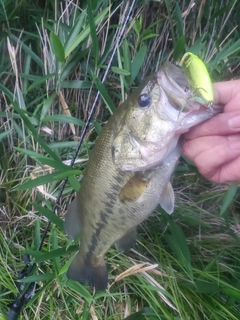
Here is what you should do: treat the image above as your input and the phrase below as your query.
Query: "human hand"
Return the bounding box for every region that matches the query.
[182,80,240,183]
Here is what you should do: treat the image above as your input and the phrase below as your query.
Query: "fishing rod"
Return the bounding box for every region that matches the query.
[7,1,137,319]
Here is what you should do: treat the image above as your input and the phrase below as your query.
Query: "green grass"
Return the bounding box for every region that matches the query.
[1,0,240,319]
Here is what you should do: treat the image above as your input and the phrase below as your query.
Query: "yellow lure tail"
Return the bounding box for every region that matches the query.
[180,52,214,109]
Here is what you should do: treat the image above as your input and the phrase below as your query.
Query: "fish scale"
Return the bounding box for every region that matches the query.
[64,61,222,290]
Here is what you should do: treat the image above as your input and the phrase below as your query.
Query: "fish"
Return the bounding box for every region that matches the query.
[64,61,222,290]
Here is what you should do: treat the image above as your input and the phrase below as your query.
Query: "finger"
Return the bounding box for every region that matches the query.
[184,112,240,140]
[213,80,240,107]
[208,156,240,183]
[182,135,240,178]
[223,92,240,112]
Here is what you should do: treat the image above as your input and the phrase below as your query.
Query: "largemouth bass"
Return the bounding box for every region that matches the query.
[65,61,221,290]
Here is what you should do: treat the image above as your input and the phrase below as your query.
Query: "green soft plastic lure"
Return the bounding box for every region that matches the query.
[180,52,214,110]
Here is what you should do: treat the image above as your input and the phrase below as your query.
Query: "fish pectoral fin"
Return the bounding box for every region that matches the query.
[159,182,175,214]
[64,197,81,241]
[119,174,150,203]
[67,252,108,290]
[115,227,137,252]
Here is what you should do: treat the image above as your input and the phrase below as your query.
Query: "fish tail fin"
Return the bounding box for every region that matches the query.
[67,252,108,290]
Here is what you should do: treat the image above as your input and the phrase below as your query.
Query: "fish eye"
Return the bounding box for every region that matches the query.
[138,93,151,107]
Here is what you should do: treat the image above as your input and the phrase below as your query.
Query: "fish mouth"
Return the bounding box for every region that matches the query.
[157,62,203,114]
[154,62,223,130]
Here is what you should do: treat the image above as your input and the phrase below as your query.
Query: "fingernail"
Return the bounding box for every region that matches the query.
[228,115,240,129]
[230,140,240,150]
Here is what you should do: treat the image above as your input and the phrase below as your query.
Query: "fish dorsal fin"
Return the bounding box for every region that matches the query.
[119,173,150,203]
[64,197,81,241]
[159,182,175,214]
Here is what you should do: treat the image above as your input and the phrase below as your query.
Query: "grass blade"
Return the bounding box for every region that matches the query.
[164,220,193,280]
[64,6,109,57]
[50,32,65,62]
[87,3,99,66]
[33,203,64,231]
[220,182,239,216]
[0,129,12,140]
[92,72,115,113]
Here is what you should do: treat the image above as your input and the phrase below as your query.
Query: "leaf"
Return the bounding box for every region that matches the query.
[26,73,58,93]
[142,33,158,41]
[122,39,131,83]
[33,246,79,264]
[133,15,142,36]
[0,111,21,120]
[22,50,32,92]
[22,249,43,258]
[0,129,12,141]
[9,34,44,69]
[48,141,79,149]
[12,105,59,161]
[54,169,81,180]
[60,80,92,89]
[89,0,98,10]
[19,273,55,283]
[92,120,102,135]
[130,45,147,84]
[165,0,176,48]
[220,182,239,216]
[16,168,80,190]
[50,32,65,62]
[92,73,115,113]
[12,120,30,144]
[65,7,109,57]
[187,34,206,57]
[25,281,52,307]
[124,308,159,320]
[34,220,41,250]
[174,3,184,37]
[87,2,99,66]
[195,280,219,294]
[117,47,125,101]
[68,175,80,192]
[33,203,64,231]
[14,147,52,161]
[123,312,147,320]
[173,35,185,61]
[61,48,90,81]
[42,115,85,126]
[64,11,86,58]
[221,286,240,300]
[164,220,193,280]
[111,66,131,76]
[15,150,71,172]
[40,93,56,121]
[65,280,93,300]
[212,38,240,68]
[14,172,61,190]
